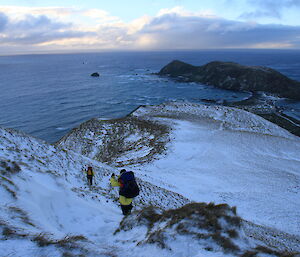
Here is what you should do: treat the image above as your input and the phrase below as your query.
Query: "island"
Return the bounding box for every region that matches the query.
[90,72,100,77]
[158,60,300,100]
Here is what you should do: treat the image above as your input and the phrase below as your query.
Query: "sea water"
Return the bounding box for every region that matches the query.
[0,50,300,143]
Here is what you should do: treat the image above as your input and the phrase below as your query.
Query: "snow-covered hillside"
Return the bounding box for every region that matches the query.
[131,102,300,235]
[58,102,300,254]
[0,126,188,256]
[1,102,300,256]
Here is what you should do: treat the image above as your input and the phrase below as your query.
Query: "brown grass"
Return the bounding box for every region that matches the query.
[2,227,17,237]
[0,175,15,185]
[117,202,241,252]
[33,234,88,248]
[227,229,239,238]
[8,206,36,227]
[239,246,299,257]
[212,232,240,252]
[2,184,17,198]
[144,229,169,249]
[56,116,170,166]
[2,226,28,239]
[240,251,257,257]
[255,246,299,257]
[0,160,21,175]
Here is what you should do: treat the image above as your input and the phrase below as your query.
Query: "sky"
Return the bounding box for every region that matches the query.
[1,0,300,54]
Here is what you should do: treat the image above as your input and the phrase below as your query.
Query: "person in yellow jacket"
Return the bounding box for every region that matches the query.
[85,166,95,186]
[110,169,133,215]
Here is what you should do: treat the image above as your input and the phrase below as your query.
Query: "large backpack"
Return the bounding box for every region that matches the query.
[118,171,140,198]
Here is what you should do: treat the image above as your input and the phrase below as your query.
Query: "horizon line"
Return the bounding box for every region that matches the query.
[2,48,300,57]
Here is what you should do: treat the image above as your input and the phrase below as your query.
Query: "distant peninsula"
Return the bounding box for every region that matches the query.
[158,60,300,100]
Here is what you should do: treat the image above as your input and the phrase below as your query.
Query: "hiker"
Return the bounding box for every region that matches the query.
[85,166,95,186]
[110,169,140,215]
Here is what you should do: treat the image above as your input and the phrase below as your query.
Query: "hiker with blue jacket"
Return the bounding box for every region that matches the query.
[110,169,139,215]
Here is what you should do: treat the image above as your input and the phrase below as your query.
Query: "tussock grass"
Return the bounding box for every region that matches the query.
[2,227,17,237]
[117,202,241,252]
[254,246,299,257]
[0,175,15,185]
[9,206,36,227]
[0,219,7,227]
[117,202,299,256]
[33,234,87,248]
[240,247,299,257]
[95,117,170,165]
[0,160,21,175]
[212,232,240,252]
[0,174,19,199]
[2,226,28,239]
[227,229,239,238]
[62,253,86,257]
[56,116,170,166]
[143,229,169,249]
[240,251,257,257]
[1,227,89,256]
[2,184,17,198]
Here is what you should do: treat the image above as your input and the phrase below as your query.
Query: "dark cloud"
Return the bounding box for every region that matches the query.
[1,31,91,45]
[0,12,90,46]
[137,14,300,49]
[13,14,71,31]
[240,0,300,19]
[1,10,300,52]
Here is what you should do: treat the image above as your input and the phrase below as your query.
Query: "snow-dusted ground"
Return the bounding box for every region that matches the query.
[1,102,300,256]
[0,127,121,256]
[0,125,188,256]
[131,103,300,233]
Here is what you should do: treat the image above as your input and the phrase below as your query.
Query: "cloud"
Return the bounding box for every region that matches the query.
[1,5,300,54]
[82,9,121,23]
[0,6,74,21]
[0,12,8,31]
[0,6,126,49]
[0,6,139,52]
[135,11,300,49]
[0,11,89,45]
[249,0,300,9]
[240,0,300,19]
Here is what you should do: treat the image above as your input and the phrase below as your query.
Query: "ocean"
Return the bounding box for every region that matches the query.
[0,50,300,143]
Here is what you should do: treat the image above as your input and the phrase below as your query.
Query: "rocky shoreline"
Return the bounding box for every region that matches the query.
[157,60,300,136]
[228,94,300,137]
[158,60,300,100]
[197,93,300,137]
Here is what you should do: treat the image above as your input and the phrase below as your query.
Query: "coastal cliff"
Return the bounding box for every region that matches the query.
[158,60,300,100]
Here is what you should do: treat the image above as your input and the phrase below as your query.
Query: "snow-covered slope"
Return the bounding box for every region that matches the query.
[130,102,300,235]
[0,127,118,256]
[0,126,188,256]
[1,102,300,256]
[56,116,170,167]
[58,102,300,254]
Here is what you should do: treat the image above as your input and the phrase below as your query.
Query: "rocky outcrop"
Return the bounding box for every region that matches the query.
[158,60,300,100]
[90,72,100,77]
[56,116,170,167]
